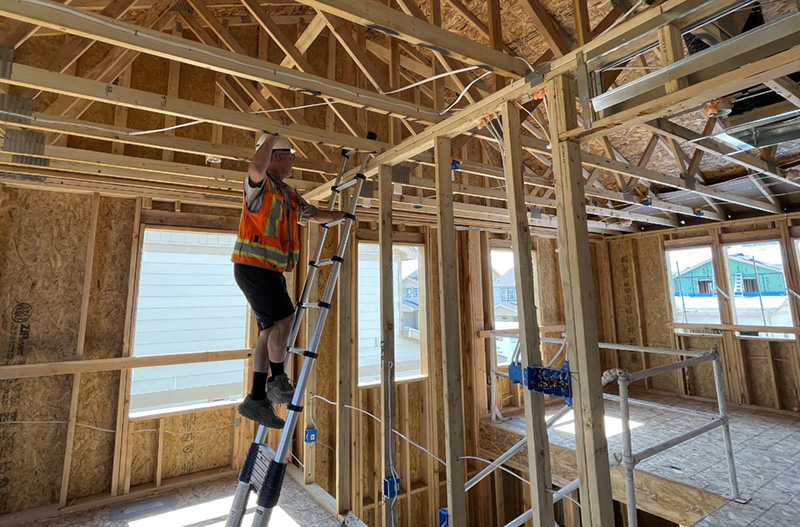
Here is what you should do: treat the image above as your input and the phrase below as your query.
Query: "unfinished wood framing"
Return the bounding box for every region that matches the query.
[3,0,800,525]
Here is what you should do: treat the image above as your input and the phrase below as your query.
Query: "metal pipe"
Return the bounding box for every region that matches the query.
[602,393,715,418]
[618,371,638,527]
[503,477,580,527]
[633,419,724,464]
[712,351,741,500]
[629,353,713,382]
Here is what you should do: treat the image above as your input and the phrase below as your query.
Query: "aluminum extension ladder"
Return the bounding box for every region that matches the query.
[226,132,377,527]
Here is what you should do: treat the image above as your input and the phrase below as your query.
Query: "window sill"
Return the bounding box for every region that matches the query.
[130,398,240,421]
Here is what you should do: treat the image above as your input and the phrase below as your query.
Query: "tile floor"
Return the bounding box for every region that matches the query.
[13,474,342,527]
[507,391,800,526]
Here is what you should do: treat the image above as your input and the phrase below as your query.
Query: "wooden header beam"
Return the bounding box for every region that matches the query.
[0,0,442,123]
[292,0,527,77]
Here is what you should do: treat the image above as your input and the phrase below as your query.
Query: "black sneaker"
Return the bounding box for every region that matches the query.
[238,395,285,429]
[267,373,295,404]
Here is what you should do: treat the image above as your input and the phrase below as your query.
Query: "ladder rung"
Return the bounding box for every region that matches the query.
[322,212,355,229]
[314,256,344,267]
[288,346,308,355]
[299,301,332,310]
[333,174,362,192]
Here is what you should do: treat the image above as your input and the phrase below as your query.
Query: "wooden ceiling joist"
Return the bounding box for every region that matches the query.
[291,0,527,77]
[0,112,339,175]
[0,0,442,124]
[1,64,390,152]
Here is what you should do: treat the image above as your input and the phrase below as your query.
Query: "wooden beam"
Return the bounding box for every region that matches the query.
[378,164,396,527]
[500,100,554,526]
[765,76,800,109]
[291,0,526,77]
[0,349,252,380]
[547,74,614,527]
[323,14,391,93]
[336,193,354,516]
[59,192,100,507]
[1,63,388,151]
[0,0,441,124]
[304,71,540,201]
[434,136,468,525]
[657,24,688,93]
[572,0,591,47]
[518,0,570,57]
[0,113,339,175]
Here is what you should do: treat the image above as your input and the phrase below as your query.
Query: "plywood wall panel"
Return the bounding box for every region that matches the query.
[160,408,234,480]
[771,341,800,409]
[0,187,93,513]
[608,239,645,378]
[129,420,158,488]
[741,339,778,409]
[682,336,722,399]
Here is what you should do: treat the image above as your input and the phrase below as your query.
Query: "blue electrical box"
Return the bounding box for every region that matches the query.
[526,361,573,405]
[304,427,317,443]
[451,159,462,170]
[508,362,524,385]
[438,508,449,527]
[383,476,401,499]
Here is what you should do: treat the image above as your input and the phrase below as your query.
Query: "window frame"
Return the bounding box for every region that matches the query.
[488,241,538,367]
[127,222,252,418]
[353,240,429,387]
[663,243,723,336]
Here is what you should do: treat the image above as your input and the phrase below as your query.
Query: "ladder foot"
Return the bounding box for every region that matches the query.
[257,460,287,509]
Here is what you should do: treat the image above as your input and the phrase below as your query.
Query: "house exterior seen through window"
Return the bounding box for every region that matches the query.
[356,243,426,385]
[490,249,535,364]
[666,246,722,330]
[129,229,247,415]
[725,242,792,339]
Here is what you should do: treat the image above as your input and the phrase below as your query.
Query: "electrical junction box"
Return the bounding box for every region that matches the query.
[383,476,401,499]
[526,361,573,405]
[508,362,524,385]
[438,508,449,527]
[304,427,317,443]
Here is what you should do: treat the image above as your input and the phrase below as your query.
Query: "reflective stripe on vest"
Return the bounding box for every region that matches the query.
[232,174,302,272]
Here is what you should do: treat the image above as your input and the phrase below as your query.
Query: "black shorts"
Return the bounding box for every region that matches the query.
[234,263,295,332]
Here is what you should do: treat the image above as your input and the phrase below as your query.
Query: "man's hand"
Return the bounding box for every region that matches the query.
[250,116,293,184]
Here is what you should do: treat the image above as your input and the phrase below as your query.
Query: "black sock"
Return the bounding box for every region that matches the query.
[251,371,268,400]
[269,361,285,381]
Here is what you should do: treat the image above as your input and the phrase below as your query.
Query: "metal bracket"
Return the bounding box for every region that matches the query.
[622,186,635,203]
[0,45,13,80]
[682,172,696,191]
[527,206,542,219]
[0,93,33,123]
[11,154,49,167]
[391,165,410,184]
[3,129,45,156]
[360,180,375,198]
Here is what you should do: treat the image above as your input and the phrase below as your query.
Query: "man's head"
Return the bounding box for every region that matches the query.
[267,137,295,179]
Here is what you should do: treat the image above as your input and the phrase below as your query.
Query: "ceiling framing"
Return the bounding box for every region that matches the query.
[0,0,799,234]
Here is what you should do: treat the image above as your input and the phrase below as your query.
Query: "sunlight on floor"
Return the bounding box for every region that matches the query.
[128,494,302,527]
[551,411,643,437]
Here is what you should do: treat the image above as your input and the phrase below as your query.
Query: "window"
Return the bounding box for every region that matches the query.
[726,242,792,339]
[490,249,536,364]
[357,243,426,385]
[665,246,721,329]
[130,229,248,414]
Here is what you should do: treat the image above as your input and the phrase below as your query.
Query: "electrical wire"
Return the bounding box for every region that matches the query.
[382,66,479,95]
[0,420,116,433]
[310,394,447,466]
[440,71,493,115]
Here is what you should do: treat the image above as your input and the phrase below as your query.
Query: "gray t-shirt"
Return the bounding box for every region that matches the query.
[244,171,318,225]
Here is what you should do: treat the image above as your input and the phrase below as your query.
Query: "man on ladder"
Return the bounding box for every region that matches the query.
[232,126,346,429]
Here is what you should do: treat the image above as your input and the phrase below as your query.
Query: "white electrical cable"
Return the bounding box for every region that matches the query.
[310,394,447,466]
[387,361,399,527]
[459,456,582,508]
[382,66,480,95]
[0,420,117,433]
[440,71,493,115]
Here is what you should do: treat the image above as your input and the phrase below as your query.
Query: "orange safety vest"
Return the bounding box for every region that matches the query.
[232,174,302,273]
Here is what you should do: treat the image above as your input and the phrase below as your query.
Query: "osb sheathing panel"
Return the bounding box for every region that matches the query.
[741,339,778,409]
[66,42,118,154]
[770,341,800,409]
[607,238,646,377]
[0,187,93,513]
[681,336,721,399]
[129,419,159,488]
[635,237,679,393]
[68,196,135,500]
[160,408,235,480]
[125,52,171,161]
